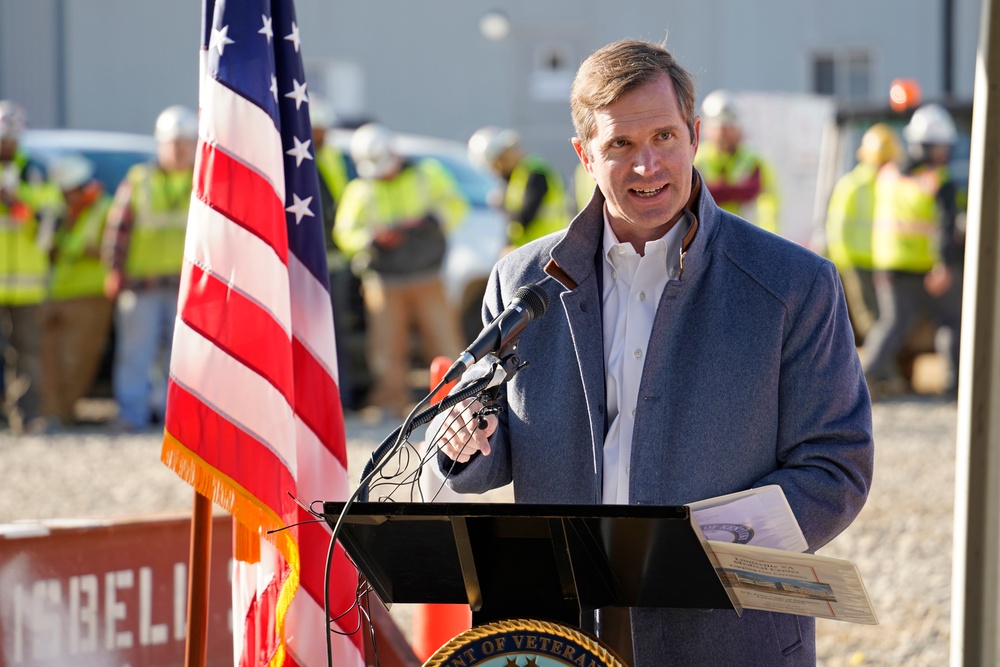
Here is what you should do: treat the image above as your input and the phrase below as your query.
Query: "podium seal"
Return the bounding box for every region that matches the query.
[423,618,627,667]
[700,522,754,544]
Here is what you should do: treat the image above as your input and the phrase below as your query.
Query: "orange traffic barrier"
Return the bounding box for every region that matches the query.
[412,356,472,661]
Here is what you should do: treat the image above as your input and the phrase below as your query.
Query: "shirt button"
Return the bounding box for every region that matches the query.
[633,348,642,359]
[631,409,636,417]
[669,268,678,278]
[617,246,626,255]
[638,291,646,301]
[611,270,617,280]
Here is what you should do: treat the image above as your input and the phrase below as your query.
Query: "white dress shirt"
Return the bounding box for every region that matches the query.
[601,207,686,504]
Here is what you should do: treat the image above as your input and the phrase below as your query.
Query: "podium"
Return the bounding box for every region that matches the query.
[322,502,735,630]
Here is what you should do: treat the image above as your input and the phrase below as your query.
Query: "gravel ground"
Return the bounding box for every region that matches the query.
[0,394,959,666]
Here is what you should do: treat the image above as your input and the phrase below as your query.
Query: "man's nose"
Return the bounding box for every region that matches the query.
[633,145,661,175]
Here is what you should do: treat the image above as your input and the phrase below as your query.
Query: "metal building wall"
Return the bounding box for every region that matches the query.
[0,0,982,180]
[0,0,62,128]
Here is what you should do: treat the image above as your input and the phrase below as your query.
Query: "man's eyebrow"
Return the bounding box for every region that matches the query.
[653,123,682,135]
[603,124,680,146]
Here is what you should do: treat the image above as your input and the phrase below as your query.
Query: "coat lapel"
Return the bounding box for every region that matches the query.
[547,192,608,493]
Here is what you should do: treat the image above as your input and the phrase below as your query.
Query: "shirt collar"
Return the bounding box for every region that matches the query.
[601,202,688,273]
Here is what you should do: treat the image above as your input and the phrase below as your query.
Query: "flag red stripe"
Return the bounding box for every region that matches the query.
[291,338,348,469]
[166,381,296,521]
[195,141,289,264]
[296,520,366,655]
[238,568,284,667]
[179,261,294,405]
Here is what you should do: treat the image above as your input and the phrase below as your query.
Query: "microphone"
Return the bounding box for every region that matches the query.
[442,282,550,384]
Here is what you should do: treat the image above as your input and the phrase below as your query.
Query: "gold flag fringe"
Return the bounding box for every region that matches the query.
[160,432,298,566]
[161,431,301,667]
[235,521,262,563]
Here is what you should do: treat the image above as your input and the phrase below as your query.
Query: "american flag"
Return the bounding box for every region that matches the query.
[160,1,362,665]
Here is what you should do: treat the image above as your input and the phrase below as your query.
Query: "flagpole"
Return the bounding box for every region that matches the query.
[185,490,213,667]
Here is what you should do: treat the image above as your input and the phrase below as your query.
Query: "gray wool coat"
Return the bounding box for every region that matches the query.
[440,173,874,666]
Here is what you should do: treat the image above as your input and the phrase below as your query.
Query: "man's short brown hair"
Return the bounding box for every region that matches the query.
[570,39,697,157]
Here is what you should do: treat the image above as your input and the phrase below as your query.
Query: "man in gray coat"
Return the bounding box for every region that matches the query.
[433,39,874,666]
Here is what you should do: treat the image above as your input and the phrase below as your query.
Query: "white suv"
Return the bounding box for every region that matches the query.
[19,129,158,193]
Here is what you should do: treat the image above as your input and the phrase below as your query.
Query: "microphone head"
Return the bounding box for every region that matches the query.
[513,283,549,320]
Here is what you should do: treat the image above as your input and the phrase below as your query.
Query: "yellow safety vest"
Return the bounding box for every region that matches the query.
[0,153,57,305]
[316,144,350,270]
[695,143,779,233]
[505,155,569,247]
[334,158,467,259]
[124,163,192,280]
[50,194,113,301]
[871,164,941,273]
[825,163,878,271]
[316,144,349,206]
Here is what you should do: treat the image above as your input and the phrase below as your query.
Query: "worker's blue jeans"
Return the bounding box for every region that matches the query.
[113,286,177,428]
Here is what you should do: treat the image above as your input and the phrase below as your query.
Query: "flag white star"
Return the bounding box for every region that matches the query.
[286,136,313,167]
[259,15,273,43]
[285,193,314,224]
[284,21,301,53]
[284,78,309,109]
[270,75,278,102]
[209,25,235,56]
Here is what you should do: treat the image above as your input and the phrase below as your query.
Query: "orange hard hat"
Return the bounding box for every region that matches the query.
[889,79,921,112]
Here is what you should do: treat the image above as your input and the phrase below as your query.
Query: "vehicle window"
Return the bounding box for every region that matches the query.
[23,146,154,193]
[78,150,155,192]
[422,155,495,208]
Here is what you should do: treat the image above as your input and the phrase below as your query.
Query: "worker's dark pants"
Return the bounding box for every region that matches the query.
[861,267,962,391]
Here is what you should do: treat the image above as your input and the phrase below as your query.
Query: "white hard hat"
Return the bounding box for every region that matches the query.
[0,100,27,140]
[700,90,739,126]
[902,103,957,145]
[467,126,519,170]
[154,105,198,142]
[49,153,95,191]
[350,123,398,178]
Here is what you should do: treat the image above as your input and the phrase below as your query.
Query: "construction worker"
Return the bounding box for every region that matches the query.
[40,154,114,426]
[695,90,780,233]
[860,103,962,398]
[309,99,360,409]
[334,123,467,417]
[467,126,569,248]
[0,100,60,434]
[825,123,904,344]
[310,98,350,266]
[102,105,197,431]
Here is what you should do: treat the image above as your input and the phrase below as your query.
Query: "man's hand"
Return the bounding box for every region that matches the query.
[433,398,497,463]
[925,264,953,297]
[373,228,403,248]
[104,269,123,300]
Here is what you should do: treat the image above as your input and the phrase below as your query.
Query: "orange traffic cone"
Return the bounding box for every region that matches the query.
[428,356,458,406]
[412,356,472,661]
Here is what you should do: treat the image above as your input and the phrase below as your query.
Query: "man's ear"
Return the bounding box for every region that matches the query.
[571,137,592,174]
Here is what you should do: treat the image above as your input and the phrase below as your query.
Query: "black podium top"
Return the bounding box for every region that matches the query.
[323,502,735,626]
